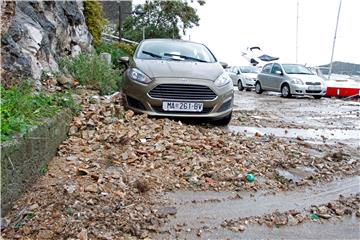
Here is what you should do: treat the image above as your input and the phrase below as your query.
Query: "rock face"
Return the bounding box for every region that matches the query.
[1,1,92,85]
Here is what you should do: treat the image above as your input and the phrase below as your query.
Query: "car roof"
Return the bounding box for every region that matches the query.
[139,38,205,46]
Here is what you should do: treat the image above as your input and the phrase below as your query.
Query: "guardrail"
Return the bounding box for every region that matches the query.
[101,33,139,45]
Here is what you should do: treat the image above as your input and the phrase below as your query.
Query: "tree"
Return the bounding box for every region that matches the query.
[123,0,205,42]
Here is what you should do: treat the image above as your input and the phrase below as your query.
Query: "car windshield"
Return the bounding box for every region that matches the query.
[136,40,216,63]
[282,64,314,75]
[240,66,259,73]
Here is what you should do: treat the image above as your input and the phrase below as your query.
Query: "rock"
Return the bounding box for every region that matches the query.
[134,179,150,193]
[344,208,352,215]
[57,74,73,85]
[64,184,76,194]
[318,214,332,219]
[76,168,89,176]
[1,1,92,82]
[157,207,177,218]
[66,155,78,161]
[78,228,88,240]
[69,126,78,135]
[287,214,299,226]
[356,210,360,218]
[334,208,345,216]
[0,218,10,230]
[84,184,98,193]
[318,206,328,214]
[229,225,246,232]
[273,212,288,225]
[28,203,39,211]
[37,230,54,239]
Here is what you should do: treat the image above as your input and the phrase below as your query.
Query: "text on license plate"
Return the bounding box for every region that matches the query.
[308,86,321,90]
[162,102,203,112]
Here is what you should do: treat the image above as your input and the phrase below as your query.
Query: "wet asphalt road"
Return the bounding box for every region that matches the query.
[231,90,360,146]
[153,90,360,239]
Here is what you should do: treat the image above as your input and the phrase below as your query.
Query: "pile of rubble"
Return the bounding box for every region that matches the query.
[2,91,359,239]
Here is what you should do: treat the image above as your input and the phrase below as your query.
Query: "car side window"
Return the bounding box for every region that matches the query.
[262,64,272,73]
[271,64,282,74]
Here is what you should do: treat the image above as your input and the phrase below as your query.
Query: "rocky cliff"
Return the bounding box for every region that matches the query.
[1,1,92,86]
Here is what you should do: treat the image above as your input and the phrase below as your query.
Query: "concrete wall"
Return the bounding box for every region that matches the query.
[1,110,72,216]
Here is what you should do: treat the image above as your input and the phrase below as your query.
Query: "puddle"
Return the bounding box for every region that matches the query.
[158,176,360,235]
[228,125,360,145]
[275,167,316,183]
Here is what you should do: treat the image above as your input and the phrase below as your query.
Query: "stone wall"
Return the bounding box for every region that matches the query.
[1,110,72,216]
[0,1,92,86]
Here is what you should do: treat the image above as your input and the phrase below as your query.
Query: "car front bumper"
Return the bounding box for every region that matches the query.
[289,84,326,96]
[244,78,256,88]
[122,74,234,119]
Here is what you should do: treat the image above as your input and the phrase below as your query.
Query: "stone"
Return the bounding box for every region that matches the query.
[318,214,332,219]
[84,184,98,193]
[157,207,177,218]
[287,214,299,226]
[1,1,92,81]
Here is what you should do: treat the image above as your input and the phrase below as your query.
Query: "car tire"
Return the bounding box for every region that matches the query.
[313,96,322,99]
[281,83,292,98]
[245,88,251,91]
[238,80,244,91]
[214,112,232,126]
[255,81,263,94]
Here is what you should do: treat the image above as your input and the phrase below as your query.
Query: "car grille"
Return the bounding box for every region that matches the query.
[152,106,213,114]
[148,84,217,100]
[306,82,321,85]
[306,90,322,94]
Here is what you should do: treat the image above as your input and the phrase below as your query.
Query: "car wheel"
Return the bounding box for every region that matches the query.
[255,81,263,94]
[214,112,232,126]
[281,83,292,98]
[313,96,322,99]
[238,80,244,91]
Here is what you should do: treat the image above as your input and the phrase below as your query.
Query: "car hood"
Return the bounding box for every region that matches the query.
[134,59,223,81]
[289,74,324,82]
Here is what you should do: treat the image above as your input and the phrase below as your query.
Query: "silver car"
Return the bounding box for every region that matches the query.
[227,66,259,91]
[255,63,326,99]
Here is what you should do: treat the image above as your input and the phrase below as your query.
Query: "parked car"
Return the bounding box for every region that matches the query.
[121,39,234,125]
[255,63,326,99]
[226,66,259,91]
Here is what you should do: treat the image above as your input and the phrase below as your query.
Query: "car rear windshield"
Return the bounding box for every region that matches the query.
[136,40,217,63]
[240,66,259,73]
[283,64,314,74]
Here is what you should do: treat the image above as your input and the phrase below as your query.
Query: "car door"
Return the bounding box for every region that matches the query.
[227,67,238,86]
[258,63,273,90]
[269,63,285,90]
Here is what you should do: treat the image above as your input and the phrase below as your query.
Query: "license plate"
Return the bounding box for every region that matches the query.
[162,101,203,112]
[308,86,321,90]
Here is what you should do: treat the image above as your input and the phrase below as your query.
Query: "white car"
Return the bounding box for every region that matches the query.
[256,63,326,99]
[227,66,260,91]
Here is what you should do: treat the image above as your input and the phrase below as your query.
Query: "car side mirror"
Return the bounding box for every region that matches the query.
[220,61,228,69]
[120,56,129,63]
[275,70,283,75]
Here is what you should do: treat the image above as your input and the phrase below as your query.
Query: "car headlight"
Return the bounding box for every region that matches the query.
[129,68,152,84]
[291,77,304,85]
[215,72,232,87]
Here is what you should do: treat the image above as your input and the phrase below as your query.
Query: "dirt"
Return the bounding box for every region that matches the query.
[1,89,359,239]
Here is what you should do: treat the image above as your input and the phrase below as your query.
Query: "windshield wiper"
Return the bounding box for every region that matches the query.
[163,53,208,63]
[142,50,163,59]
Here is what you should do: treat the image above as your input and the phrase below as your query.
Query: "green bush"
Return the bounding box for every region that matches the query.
[0,84,79,141]
[59,53,121,95]
[113,42,137,56]
[83,0,107,46]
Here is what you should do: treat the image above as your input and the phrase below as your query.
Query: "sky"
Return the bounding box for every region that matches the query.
[132,0,360,66]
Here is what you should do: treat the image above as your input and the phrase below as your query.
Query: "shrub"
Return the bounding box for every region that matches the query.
[59,53,121,95]
[0,84,79,141]
[83,0,107,46]
[113,42,137,56]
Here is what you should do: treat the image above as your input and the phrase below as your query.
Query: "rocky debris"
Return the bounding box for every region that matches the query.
[157,207,177,218]
[2,90,360,239]
[221,194,360,232]
[1,1,92,83]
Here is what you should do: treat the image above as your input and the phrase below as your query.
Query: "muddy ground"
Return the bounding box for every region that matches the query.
[1,89,359,239]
